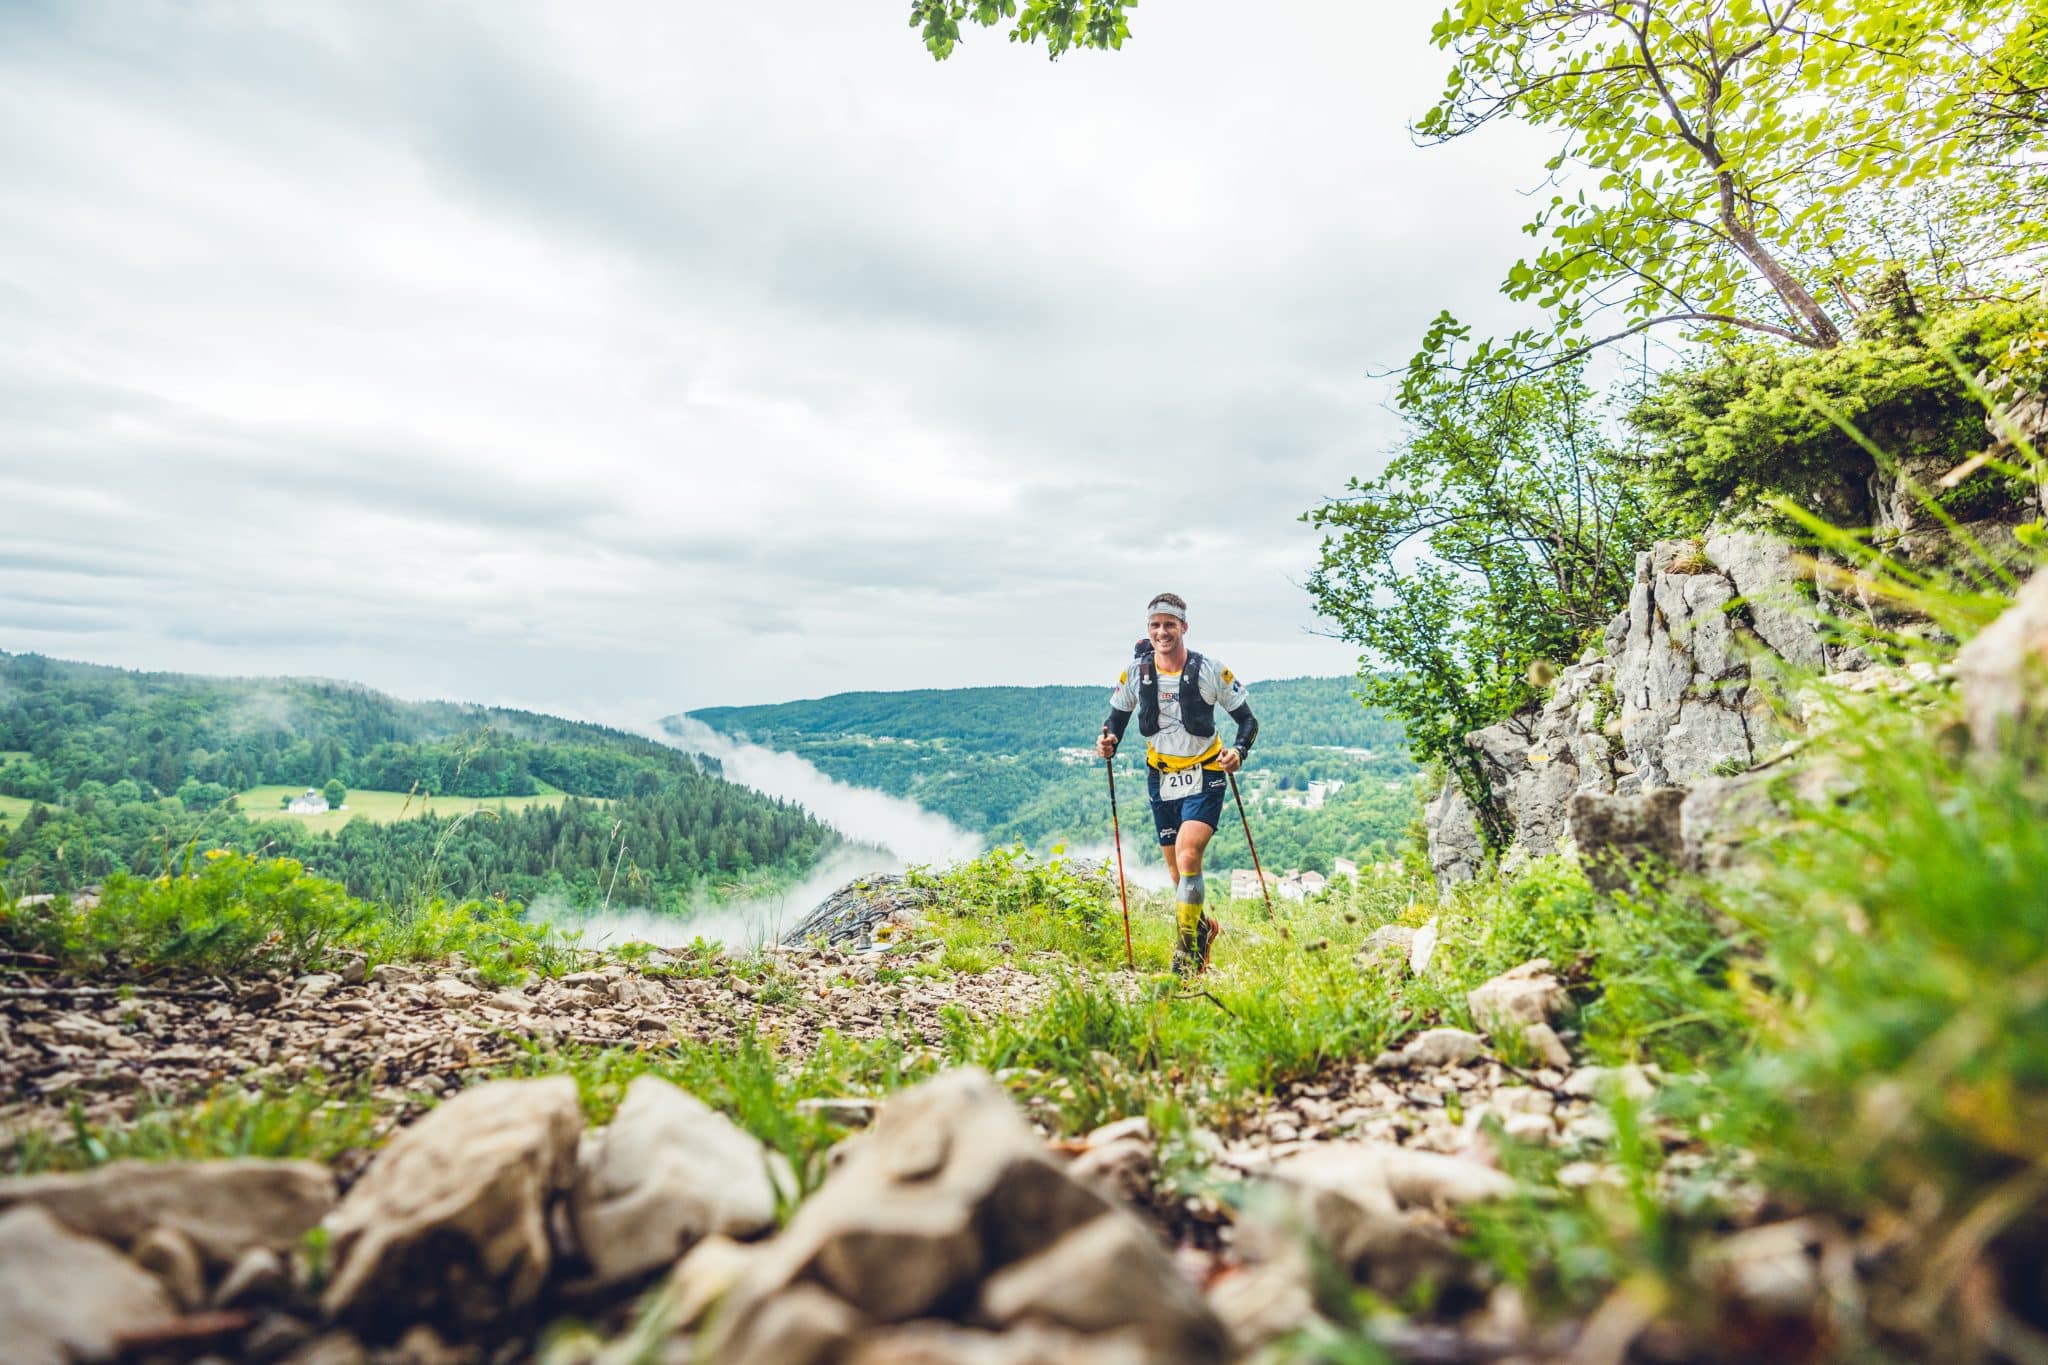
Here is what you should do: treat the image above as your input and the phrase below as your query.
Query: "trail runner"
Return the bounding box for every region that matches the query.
[1096,592,1260,976]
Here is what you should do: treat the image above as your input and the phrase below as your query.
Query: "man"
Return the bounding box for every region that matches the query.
[1096,592,1259,976]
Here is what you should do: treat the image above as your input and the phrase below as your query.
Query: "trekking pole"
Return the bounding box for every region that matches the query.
[1104,744,1136,971]
[1227,769,1287,938]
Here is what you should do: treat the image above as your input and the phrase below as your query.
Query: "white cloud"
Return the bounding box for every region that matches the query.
[0,0,1552,716]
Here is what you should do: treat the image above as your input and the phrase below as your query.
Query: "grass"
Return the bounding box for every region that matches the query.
[4,1074,388,1175]
[232,783,605,835]
[0,849,572,983]
[493,1027,941,1210]
[0,793,35,823]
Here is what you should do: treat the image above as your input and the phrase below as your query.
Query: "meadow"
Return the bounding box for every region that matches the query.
[234,780,603,834]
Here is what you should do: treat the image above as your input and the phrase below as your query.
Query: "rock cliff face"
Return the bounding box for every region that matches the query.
[1427,532,1865,887]
[1427,383,2048,886]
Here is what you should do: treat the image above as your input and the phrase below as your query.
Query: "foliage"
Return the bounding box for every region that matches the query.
[1723,702,2048,1327]
[0,654,838,910]
[0,851,568,983]
[1305,366,1682,843]
[1629,298,2048,524]
[907,844,1121,968]
[1409,0,2043,382]
[908,0,1132,61]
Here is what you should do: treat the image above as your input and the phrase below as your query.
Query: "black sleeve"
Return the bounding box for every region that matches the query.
[1227,702,1258,756]
[1102,707,1134,743]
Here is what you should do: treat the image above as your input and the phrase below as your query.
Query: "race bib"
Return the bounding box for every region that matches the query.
[1158,766,1203,801]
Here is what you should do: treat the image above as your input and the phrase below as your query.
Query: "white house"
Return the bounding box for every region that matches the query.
[286,788,329,814]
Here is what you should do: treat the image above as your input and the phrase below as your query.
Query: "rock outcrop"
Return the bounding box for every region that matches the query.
[781,874,937,949]
[1428,532,1862,885]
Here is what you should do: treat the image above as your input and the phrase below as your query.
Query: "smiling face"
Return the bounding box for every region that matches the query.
[1147,612,1187,658]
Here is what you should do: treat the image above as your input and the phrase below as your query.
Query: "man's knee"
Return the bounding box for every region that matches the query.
[1177,843,1205,876]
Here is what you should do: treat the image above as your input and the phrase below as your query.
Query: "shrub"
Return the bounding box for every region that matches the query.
[0,850,565,981]
[1629,298,2048,527]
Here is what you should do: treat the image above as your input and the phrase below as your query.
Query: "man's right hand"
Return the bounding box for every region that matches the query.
[1096,728,1118,759]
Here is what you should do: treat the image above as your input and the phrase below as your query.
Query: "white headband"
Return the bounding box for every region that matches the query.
[1145,598,1187,623]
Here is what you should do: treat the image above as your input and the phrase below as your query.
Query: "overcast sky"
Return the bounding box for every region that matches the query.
[0,0,1546,720]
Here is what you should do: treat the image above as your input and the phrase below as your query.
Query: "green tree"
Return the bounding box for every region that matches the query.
[1304,365,1680,845]
[322,778,347,810]
[907,0,1133,60]
[1408,0,2041,384]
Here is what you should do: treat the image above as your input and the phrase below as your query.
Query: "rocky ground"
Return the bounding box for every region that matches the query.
[0,945,1052,1156]
[0,917,1768,1365]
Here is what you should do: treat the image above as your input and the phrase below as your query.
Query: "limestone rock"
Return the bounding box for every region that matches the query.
[0,1204,178,1365]
[1956,568,2048,751]
[1678,768,1787,875]
[0,1158,336,1265]
[1066,1116,1154,1206]
[1407,918,1441,976]
[781,873,937,950]
[1563,1065,1660,1102]
[704,1069,1114,1353]
[1521,1022,1573,1069]
[1420,529,1878,874]
[1698,1219,1823,1317]
[608,975,666,1010]
[569,1074,782,1289]
[719,1282,865,1365]
[215,1246,290,1310]
[1389,1027,1485,1070]
[1467,959,1565,1032]
[795,1096,883,1128]
[1357,924,1414,973]
[1425,783,1486,889]
[133,1223,207,1310]
[661,1233,763,1336]
[425,976,480,1004]
[980,1213,1227,1361]
[843,1322,1149,1364]
[322,1075,583,1329]
[1570,787,1688,893]
[1242,1147,1468,1300]
[1207,1255,1320,1357]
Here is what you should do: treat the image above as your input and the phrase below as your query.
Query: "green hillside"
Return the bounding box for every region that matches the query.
[683,677,1421,874]
[0,652,832,911]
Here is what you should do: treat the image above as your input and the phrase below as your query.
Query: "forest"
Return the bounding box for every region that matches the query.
[0,653,833,912]
[684,677,1422,874]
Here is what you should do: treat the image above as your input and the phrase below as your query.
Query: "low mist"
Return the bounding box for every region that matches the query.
[534,714,985,948]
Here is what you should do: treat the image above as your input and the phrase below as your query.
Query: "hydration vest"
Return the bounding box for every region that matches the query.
[1132,641,1216,739]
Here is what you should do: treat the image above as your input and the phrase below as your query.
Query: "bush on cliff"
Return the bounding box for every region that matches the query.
[1629,297,2048,527]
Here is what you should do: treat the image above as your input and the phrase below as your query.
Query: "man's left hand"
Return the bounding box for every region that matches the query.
[1218,749,1243,774]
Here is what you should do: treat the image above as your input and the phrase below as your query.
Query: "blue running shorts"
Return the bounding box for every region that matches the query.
[1147,766,1227,846]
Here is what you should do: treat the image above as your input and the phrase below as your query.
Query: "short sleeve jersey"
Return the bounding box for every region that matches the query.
[1109,654,1250,770]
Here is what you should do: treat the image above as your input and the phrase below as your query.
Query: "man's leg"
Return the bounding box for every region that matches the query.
[1171,820,1217,969]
